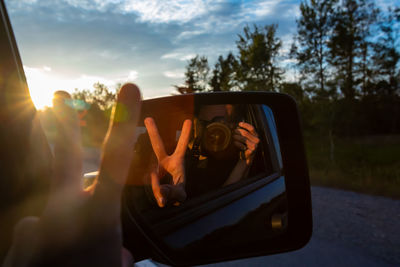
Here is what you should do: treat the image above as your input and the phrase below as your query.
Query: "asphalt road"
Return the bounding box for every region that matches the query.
[140,186,400,267]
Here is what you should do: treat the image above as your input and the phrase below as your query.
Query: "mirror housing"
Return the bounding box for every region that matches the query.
[121,92,312,266]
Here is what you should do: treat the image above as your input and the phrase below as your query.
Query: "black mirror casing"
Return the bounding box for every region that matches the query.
[122,92,312,266]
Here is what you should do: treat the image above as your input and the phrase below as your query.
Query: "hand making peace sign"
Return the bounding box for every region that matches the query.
[4,83,141,267]
[144,117,192,207]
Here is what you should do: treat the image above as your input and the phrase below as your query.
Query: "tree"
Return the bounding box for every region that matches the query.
[371,7,400,96]
[71,83,117,145]
[71,82,116,110]
[179,55,210,93]
[209,52,238,92]
[236,24,283,91]
[293,0,337,97]
[328,0,378,99]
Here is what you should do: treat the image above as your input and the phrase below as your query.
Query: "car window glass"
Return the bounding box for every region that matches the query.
[262,105,282,170]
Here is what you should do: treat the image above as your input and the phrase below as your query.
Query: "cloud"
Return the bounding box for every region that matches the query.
[40,0,214,24]
[42,66,52,72]
[20,0,38,4]
[127,70,138,80]
[163,69,185,79]
[120,0,211,24]
[161,52,196,61]
[98,50,121,60]
[64,0,123,12]
[239,0,278,20]
[177,30,206,40]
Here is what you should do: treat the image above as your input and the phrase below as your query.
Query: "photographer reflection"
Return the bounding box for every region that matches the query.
[185,104,259,198]
[144,104,259,207]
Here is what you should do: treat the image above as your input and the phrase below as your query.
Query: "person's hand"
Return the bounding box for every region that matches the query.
[144,117,192,207]
[233,122,260,165]
[4,83,141,267]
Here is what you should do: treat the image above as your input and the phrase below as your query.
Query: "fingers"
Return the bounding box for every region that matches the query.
[151,173,187,207]
[238,122,257,136]
[144,117,167,160]
[168,184,187,203]
[96,83,141,207]
[52,91,82,192]
[151,169,166,207]
[157,184,187,207]
[175,119,192,157]
[234,128,259,144]
[233,138,257,153]
[151,174,187,208]
[233,124,260,158]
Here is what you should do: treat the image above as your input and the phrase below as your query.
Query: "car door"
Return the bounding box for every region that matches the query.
[0,0,53,261]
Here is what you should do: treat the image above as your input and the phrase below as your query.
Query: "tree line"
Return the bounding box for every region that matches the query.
[43,0,398,147]
[176,0,400,138]
[39,82,117,146]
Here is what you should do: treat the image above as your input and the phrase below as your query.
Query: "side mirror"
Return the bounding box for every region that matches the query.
[121,92,312,266]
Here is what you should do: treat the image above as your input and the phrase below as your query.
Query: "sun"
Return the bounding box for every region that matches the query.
[24,65,131,110]
[29,88,54,110]
[24,66,57,110]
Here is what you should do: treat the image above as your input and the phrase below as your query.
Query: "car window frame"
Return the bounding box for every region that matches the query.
[126,103,283,222]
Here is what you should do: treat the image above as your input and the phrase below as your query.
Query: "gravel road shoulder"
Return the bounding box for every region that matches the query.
[312,186,400,265]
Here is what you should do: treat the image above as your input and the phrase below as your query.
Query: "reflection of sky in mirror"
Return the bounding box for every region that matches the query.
[4,0,397,108]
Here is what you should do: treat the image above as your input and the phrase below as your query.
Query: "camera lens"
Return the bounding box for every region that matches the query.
[203,122,231,153]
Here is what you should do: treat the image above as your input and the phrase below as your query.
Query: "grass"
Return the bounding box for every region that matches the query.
[305,135,400,199]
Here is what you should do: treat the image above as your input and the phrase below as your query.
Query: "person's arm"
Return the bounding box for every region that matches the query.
[223,122,259,186]
[4,83,140,267]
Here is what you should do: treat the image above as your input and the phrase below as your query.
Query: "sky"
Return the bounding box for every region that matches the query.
[4,0,397,109]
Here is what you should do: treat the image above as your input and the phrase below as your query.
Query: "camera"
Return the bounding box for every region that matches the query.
[193,117,240,160]
[202,121,234,154]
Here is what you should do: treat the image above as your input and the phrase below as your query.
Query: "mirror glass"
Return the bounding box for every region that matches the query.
[124,102,287,251]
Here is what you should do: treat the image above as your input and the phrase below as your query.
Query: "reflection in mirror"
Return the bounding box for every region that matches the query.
[124,103,287,251]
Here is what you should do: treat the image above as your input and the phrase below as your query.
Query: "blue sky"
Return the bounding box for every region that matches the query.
[4,0,396,108]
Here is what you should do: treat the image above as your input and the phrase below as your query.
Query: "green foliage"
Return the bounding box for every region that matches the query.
[293,0,337,96]
[181,55,210,93]
[236,24,283,91]
[36,83,115,147]
[72,82,117,110]
[71,83,117,146]
[328,0,379,99]
[210,53,238,92]
[307,135,400,198]
[178,24,284,93]
[371,7,400,96]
